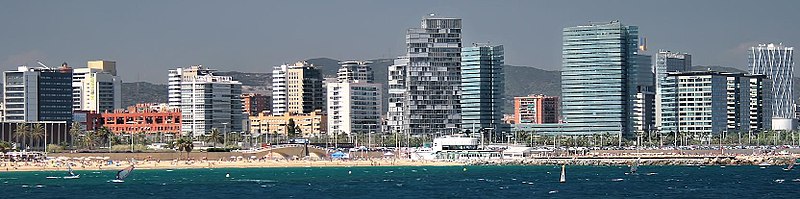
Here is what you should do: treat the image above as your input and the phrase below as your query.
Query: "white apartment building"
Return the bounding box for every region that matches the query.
[72,66,121,113]
[170,65,242,137]
[326,61,382,135]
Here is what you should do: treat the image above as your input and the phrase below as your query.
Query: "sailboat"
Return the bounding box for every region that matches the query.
[111,165,134,183]
[63,164,80,179]
[559,165,566,183]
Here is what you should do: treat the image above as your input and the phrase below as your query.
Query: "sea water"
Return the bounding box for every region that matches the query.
[1,165,798,198]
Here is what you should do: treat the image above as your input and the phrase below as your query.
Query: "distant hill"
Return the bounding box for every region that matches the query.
[122,82,168,107]
[120,60,800,113]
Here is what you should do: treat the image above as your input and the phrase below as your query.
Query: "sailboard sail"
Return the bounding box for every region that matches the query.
[116,165,134,180]
[68,164,76,176]
[630,158,640,174]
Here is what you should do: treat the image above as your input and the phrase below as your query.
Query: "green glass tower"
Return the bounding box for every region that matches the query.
[461,44,504,133]
[561,21,640,136]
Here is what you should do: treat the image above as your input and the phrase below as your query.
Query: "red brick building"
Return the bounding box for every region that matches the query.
[100,104,181,134]
[241,93,270,116]
[513,95,560,124]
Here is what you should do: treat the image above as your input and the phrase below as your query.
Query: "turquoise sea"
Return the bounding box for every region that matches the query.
[1,165,798,198]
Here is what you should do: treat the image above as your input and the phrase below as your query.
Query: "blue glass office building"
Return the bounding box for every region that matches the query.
[461,44,504,133]
[561,21,640,136]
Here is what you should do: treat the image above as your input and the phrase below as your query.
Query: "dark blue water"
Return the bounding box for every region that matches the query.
[1,166,798,198]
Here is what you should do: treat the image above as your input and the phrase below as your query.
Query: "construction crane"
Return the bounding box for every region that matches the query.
[36,60,51,69]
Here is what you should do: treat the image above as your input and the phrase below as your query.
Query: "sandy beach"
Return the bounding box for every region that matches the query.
[0,158,462,172]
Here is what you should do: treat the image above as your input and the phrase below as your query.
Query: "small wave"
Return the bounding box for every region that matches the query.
[232,179,278,183]
[611,178,624,182]
[548,190,559,194]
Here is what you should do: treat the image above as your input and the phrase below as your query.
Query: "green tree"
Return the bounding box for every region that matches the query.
[96,127,113,150]
[206,128,223,148]
[175,138,194,160]
[0,141,12,152]
[287,119,297,139]
[69,122,83,149]
[13,123,29,150]
[30,123,44,151]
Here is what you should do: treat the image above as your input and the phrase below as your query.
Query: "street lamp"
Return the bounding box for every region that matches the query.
[221,122,229,146]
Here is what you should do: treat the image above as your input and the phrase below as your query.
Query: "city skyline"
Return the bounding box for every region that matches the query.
[2,1,800,83]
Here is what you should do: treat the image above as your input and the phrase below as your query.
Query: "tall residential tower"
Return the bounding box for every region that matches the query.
[748,43,795,130]
[392,15,463,135]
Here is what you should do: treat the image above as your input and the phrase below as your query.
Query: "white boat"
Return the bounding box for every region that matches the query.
[111,165,134,183]
[611,178,624,182]
[559,165,566,183]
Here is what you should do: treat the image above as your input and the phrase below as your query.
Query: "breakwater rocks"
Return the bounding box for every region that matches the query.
[464,156,798,166]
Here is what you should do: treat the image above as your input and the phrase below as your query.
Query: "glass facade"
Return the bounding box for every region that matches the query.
[461,44,504,133]
[560,21,639,136]
[748,43,794,130]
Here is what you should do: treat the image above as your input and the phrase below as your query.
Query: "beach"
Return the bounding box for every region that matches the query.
[0,158,461,172]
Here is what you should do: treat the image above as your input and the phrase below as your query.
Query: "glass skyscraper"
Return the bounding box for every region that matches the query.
[654,50,691,131]
[461,44,504,133]
[561,21,640,136]
[748,43,795,130]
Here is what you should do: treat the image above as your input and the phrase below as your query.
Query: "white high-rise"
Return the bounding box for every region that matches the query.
[391,15,462,135]
[326,61,382,135]
[170,65,242,137]
[386,58,408,134]
[271,64,288,115]
[271,61,324,116]
[748,43,795,130]
[337,61,374,83]
[168,65,214,109]
[72,60,122,113]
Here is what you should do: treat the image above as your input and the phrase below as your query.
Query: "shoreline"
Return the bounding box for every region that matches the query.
[0,159,463,172]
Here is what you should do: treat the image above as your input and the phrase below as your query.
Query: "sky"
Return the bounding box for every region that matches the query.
[1,0,799,83]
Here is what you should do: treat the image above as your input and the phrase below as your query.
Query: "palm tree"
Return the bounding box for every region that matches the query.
[69,122,82,149]
[206,128,223,148]
[175,138,194,160]
[83,130,97,150]
[30,123,44,151]
[96,127,113,150]
[13,123,29,150]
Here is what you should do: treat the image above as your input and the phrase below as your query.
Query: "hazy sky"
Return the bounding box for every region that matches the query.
[1,0,798,83]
